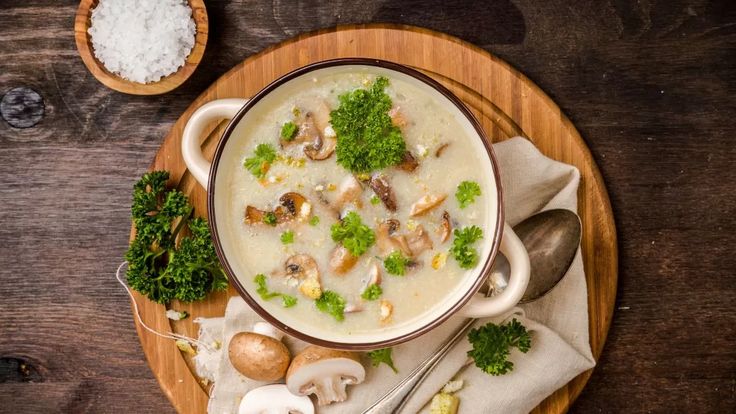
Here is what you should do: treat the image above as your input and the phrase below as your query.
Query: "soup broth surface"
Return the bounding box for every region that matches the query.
[219,67,492,338]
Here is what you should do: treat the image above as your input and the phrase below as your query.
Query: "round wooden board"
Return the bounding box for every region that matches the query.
[130,24,617,414]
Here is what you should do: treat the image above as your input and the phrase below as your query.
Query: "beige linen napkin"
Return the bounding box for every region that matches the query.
[207,137,596,414]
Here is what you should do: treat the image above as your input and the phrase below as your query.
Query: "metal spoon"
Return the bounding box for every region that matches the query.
[362,209,582,414]
[491,209,582,302]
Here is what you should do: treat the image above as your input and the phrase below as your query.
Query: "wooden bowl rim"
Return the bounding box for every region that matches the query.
[74,0,208,95]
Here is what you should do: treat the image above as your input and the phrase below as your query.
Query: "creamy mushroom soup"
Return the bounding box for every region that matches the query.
[216,67,495,338]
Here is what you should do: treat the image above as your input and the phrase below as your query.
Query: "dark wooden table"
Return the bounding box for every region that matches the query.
[1,1,734,412]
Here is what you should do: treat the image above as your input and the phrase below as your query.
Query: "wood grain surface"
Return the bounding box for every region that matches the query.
[132,25,617,414]
[74,0,209,95]
[0,1,734,413]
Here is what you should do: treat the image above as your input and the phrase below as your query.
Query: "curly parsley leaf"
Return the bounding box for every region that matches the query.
[168,217,229,302]
[467,319,531,376]
[125,171,227,304]
[449,226,484,269]
[331,211,375,256]
[309,215,320,226]
[280,230,294,244]
[244,143,277,178]
[384,251,410,276]
[280,121,298,141]
[456,181,481,208]
[366,347,398,373]
[263,211,278,226]
[331,76,406,173]
[361,284,383,301]
[281,294,298,308]
[315,290,346,321]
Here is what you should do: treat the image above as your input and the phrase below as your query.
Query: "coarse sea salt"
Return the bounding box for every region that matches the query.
[88,0,196,84]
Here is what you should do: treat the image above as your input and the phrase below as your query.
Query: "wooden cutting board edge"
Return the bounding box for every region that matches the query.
[128,24,618,414]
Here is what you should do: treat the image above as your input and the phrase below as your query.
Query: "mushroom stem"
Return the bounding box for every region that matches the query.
[409,193,447,217]
[310,376,350,406]
[368,173,397,211]
[335,175,363,210]
[329,245,358,274]
[439,210,452,243]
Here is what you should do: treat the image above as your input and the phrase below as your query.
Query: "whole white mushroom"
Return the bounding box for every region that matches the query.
[238,384,314,414]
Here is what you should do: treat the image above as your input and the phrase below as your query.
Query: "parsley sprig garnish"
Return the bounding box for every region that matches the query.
[384,251,410,275]
[367,347,398,373]
[280,121,298,141]
[331,211,375,256]
[361,284,383,300]
[449,226,483,269]
[456,181,481,208]
[467,319,531,375]
[125,171,228,304]
[244,143,277,178]
[331,77,406,173]
[315,290,346,321]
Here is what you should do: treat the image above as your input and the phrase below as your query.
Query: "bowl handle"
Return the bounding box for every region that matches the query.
[181,99,248,189]
[459,223,530,318]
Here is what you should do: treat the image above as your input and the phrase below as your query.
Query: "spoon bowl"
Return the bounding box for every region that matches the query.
[74,0,208,95]
[516,209,582,302]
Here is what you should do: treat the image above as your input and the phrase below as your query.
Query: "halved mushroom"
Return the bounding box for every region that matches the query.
[376,219,399,253]
[276,192,311,221]
[304,134,336,160]
[439,211,452,243]
[335,175,363,210]
[329,245,358,274]
[286,346,366,406]
[239,384,314,414]
[285,254,322,299]
[360,262,383,298]
[397,151,419,172]
[313,101,332,132]
[406,224,433,257]
[368,174,397,211]
[245,205,268,224]
[392,236,413,257]
[435,142,450,158]
[280,111,317,148]
[365,262,382,287]
[228,322,290,381]
[409,193,447,217]
[245,192,311,225]
[295,112,321,146]
[380,300,394,324]
[301,107,336,160]
[376,220,413,256]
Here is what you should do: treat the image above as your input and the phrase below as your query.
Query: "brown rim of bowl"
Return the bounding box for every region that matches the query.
[207,58,504,351]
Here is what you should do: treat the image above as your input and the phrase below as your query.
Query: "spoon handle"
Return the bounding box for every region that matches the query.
[361,317,476,414]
